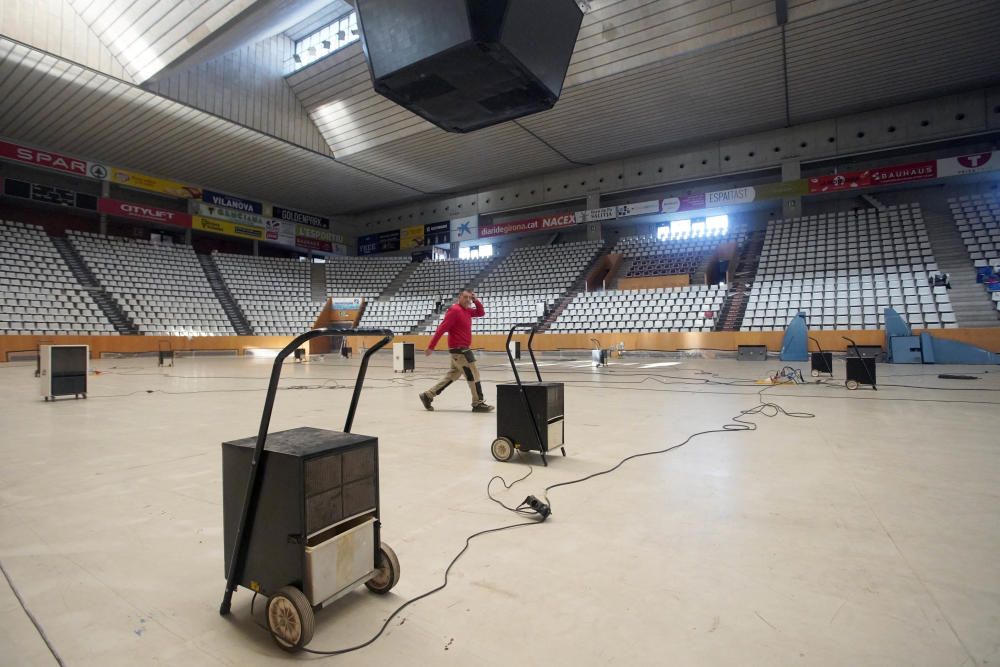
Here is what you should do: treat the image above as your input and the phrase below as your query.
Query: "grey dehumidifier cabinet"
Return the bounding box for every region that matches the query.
[490,324,566,465]
[219,328,399,653]
[392,342,415,372]
[39,344,88,400]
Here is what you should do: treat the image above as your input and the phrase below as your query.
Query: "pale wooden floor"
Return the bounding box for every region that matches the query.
[0,351,997,666]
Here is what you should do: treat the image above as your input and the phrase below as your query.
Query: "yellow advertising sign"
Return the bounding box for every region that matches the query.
[192,215,264,240]
[400,224,425,249]
[110,167,202,198]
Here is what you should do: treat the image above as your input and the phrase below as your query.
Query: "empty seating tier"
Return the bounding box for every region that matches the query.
[358,296,435,333]
[0,221,113,336]
[69,231,233,336]
[615,228,741,278]
[326,256,410,299]
[396,257,491,297]
[951,193,1000,270]
[213,252,324,336]
[742,204,953,331]
[550,285,725,333]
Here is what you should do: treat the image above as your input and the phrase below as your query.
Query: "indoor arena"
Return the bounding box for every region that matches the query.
[1,1,999,665]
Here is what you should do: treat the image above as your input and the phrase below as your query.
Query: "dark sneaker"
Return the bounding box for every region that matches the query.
[419,393,434,411]
[472,403,495,413]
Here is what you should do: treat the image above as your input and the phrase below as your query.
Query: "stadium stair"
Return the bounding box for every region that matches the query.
[198,253,253,335]
[715,228,765,331]
[51,236,139,335]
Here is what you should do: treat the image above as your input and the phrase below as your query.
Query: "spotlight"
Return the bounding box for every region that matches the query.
[337,30,346,40]
[322,40,331,49]
[292,53,302,63]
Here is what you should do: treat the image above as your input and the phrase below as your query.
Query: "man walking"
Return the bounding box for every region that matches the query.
[419,288,494,412]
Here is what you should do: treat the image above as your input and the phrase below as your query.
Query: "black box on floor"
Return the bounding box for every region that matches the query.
[222,427,379,596]
[496,382,564,452]
[810,351,833,375]
[737,345,767,361]
[393,342,415,372]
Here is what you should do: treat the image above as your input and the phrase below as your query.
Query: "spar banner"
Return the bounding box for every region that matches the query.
[0,139,107,179]
[808,160,936,193]
[272,205,330,231]
[202,189,263,215]
[400,224,425,249]
[479,211,576,238]
[450,215,478,242]
[296,224,333,253]
[424,220,450,245]
[937,152,998,177]
[98,198,191,227]
[192,215,265,240]
[110,167,201,198]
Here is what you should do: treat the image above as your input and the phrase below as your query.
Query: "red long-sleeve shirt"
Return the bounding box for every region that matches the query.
[428,299,484,351]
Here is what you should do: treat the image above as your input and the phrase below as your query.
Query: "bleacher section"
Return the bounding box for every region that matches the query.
[951,193,1000,269]
[397,257,491,297]
[68,231,233,336]
[358,296,436,332]
[213,252,324,336]
[326,256,410,299]
[0,221,114,335]
[550,285,725,333]
[615,229,739,278]
[742,204,954,331]
[421,241,604,334]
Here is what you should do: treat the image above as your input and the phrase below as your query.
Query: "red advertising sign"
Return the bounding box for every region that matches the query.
[479,212,577,238]
[1,140,88,176]
[295,235,333,252]
[809,160,937,193]
[98,198,191,227]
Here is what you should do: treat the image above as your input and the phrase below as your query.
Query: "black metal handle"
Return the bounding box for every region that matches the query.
[220,327,393,615]
[809,336,823,353]
[506,323,542,384]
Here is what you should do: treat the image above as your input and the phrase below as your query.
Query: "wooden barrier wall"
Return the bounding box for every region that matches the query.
[617,274,691,290]
[4,328,1000,361]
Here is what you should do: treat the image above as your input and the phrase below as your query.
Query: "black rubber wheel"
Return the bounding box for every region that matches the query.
[810,369,819,377]
[43,396,49,402]
[846,379,859,390]
[266,586,315,652]
[366,543,400,594]
[491,437,515,462]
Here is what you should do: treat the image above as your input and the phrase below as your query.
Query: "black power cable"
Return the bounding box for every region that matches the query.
[0,559,65,667]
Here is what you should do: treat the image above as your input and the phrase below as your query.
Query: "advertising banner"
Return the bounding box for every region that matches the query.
[400,224,425,249]
[660,193,706,214]
[479,212,576,238]
[330,242,348,256]
[754,180,809,199]
[0,140,107,179]
[110,167,201,198]
[272,205,331,230]
[201,189,263,215]
[576,206,617,223]
[192,215,264,240]
[937,152,998,178]
[705,186,756,206]
[264,219,296,246]
[198,202,265,227]
[98,198,191,227]
[808,160,936,193]
[330,297,363,321]
[358,233,379,255]
[424,220,451,245]
[450,215,479,242]
[616,200,660,217]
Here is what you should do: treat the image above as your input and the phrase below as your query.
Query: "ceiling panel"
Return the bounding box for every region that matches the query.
[337,120,574,194]
[786,0,1000,122]
[0,39,420,216]
[519,28,786,162]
